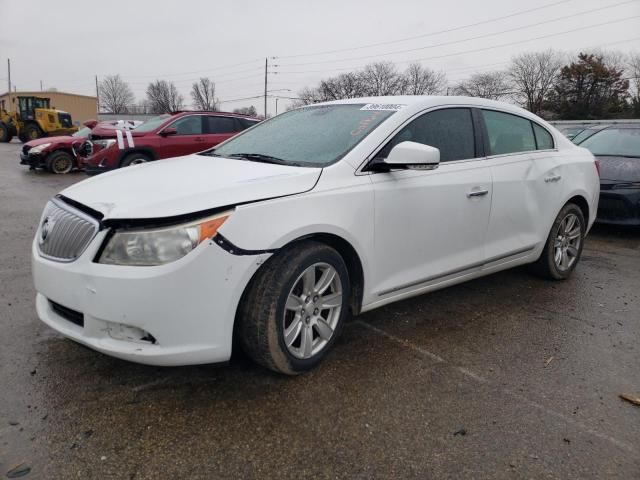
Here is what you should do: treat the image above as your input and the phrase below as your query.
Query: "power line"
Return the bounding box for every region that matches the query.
[276,0,638,69]
[276,16,640,75]
[275,0,575,59]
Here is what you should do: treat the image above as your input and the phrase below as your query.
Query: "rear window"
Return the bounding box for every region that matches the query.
[580,128,640,157]
[482,110,536,155]
[533,123,554,150]
[206,116,237,134]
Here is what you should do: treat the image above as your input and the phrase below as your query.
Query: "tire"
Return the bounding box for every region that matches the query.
[530,203,585,280]
[0,123,9,142]
[121,152,151,167]
[45,150,74,174]
[24,123,44,141]
[238,241,351,375]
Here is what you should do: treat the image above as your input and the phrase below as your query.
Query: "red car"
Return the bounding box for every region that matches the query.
[81,111,261,175]
[20,120,140,174]
[20,120,99,174]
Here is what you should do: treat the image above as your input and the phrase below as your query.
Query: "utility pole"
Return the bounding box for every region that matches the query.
[275,97,279,116]
[264,58,268,118]
[40,80,43,91]
[7,59,11,111]
[95,75,99,114]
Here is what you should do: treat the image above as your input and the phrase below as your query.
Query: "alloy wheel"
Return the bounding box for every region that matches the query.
[553,213,582,272]
[283,262,343,359]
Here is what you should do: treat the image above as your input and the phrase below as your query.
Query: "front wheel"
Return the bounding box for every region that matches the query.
[238,241,351,375]
[46,150,74,174]
[531,203,585,280]
[121,153,151,167]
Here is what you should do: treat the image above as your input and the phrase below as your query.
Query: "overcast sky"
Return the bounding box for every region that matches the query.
[1,0,639,114]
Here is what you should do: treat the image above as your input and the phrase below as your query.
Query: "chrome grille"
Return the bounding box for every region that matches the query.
[37,198,100,262]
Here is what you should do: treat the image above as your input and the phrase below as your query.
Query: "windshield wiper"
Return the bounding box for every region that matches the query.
[228,153,298,166]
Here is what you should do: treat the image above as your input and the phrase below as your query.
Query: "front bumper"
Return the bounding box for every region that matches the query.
[596,188,640,226]
[32,230,270,366]
[20,151,45,168]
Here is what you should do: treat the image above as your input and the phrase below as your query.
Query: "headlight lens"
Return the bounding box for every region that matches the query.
[30,143,51,154]
[98,212,231,266]
[94,139,117,149]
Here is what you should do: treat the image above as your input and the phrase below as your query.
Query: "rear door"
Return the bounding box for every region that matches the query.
[157,115,207,158]
[480,109,563,262]
[203,116,242,148]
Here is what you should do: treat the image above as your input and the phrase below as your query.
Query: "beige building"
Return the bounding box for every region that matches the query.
[0,90,98,126]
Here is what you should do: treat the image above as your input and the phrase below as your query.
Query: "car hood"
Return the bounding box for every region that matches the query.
[26,135,76,148]
[597,155,640,183]
[60,154,322,220]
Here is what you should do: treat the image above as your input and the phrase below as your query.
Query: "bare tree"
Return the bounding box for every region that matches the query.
[99,75,134,113]
[453,72,511,100]
[628,52,640,114]
[233,105,258,116]
[360,62,402,96]
[146,80,184,113]
[508,50,563,114]
[399,63,447,95]
[191,77,219,111]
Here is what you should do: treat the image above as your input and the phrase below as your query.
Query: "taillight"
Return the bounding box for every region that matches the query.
[594,159,601,177]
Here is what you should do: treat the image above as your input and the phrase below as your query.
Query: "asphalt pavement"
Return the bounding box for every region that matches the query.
[1,139,639,479]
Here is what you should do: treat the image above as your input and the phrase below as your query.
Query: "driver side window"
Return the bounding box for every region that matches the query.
[168,116,203,135]
[378,108,476,162]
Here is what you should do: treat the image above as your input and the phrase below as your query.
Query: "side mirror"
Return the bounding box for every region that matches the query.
[371,141,440,171]
[160,127,177,137]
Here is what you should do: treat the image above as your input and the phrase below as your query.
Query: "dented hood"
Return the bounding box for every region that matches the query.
[61,154,321,220]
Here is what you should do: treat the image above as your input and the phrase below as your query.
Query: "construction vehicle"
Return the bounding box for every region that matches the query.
[0,96,77,143]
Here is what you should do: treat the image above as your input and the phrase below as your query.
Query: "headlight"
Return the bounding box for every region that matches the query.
[29,143,51,154]
[93,139,117,149]
[98,211,232,266]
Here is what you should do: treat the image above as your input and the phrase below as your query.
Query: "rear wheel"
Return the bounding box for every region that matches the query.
[24,123,44,141]
[238,241,350,375]
[46,150,74,174]
[121,152,151,167]
[531,203,585,280]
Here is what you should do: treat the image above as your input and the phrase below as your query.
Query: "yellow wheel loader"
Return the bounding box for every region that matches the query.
[0,96,78,143]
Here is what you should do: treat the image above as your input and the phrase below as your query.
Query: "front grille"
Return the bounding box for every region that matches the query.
[37,198,100,262]
[50,300,84,327]
[597,194,635,221]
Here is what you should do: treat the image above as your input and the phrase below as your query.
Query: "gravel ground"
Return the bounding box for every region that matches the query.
[1,139,639,479]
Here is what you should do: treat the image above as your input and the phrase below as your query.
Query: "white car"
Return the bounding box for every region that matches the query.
[32,96,600,374]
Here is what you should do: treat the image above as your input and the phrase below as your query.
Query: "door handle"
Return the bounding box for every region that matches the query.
[195,137,206,142]
[467,188,489,198]
[544,175,562,183]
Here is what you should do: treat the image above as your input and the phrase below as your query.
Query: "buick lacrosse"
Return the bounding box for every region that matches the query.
[32,96,599,374]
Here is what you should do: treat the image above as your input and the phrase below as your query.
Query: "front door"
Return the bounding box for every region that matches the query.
[368,107,492,299]
[157,115,207,158]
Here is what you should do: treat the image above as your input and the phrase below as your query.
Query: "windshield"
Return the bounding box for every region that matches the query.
[572,127,604,145]
[133,114,171,133]
[207,104,397,167]
[580,128,640,157]
[72,127,91,138]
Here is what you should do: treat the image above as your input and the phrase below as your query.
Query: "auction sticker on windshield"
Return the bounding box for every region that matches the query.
[360,103,405,111]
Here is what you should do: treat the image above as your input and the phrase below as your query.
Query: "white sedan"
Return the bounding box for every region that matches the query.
[32,96,600,374]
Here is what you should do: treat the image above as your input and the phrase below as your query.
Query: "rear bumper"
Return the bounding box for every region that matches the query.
[32,230,271,366]
[596,188,640,226]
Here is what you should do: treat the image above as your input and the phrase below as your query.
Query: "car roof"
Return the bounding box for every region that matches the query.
[311,95,542,120]
[171,110,261,120]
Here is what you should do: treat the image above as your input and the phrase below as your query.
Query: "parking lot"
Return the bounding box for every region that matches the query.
[0,138,639,479]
